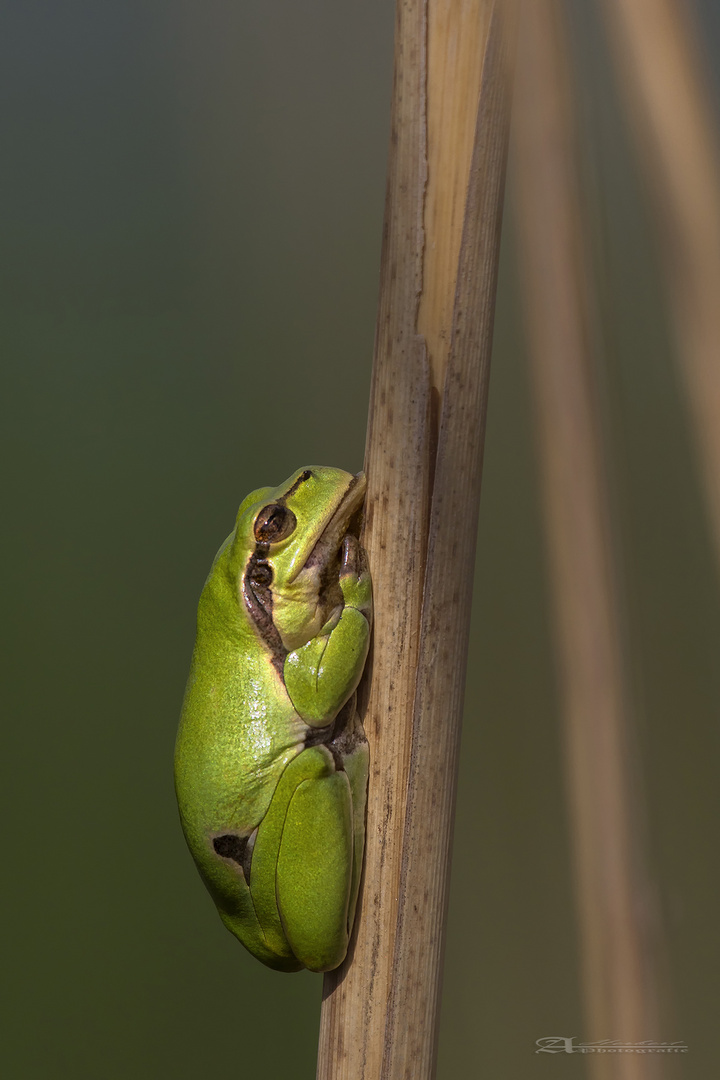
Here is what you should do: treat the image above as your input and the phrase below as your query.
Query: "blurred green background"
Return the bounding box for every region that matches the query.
[3,1,719,1076]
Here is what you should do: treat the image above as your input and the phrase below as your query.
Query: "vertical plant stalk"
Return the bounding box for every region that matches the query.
[600,0,720,568]
[317,3,431,1077]
[382,12,511,1078]
[317,3,512,1078]
[512,3,666,1078]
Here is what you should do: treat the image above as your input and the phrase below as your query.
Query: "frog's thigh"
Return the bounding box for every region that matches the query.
[249,746,353,970]
[276,761,354,973]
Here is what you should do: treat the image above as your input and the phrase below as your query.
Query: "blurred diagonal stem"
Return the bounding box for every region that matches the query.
[316,2,513,1078]
[599,0,720,576]
[512,1,668,1077]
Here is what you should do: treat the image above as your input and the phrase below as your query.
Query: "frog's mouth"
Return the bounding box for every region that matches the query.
[300,471,367,581]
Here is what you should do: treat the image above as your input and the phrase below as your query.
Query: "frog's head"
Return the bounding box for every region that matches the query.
[232,466,366,654]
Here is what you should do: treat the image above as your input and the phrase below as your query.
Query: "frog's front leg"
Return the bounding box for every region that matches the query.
[283,536,372,726]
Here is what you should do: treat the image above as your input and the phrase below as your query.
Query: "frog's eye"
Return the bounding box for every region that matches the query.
[254,503,297,544]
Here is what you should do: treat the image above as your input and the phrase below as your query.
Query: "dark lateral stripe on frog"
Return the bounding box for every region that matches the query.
[242,552,287,674]
[240,471,314,670]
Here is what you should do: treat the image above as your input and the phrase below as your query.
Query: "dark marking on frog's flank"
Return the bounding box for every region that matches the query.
[213,834,248,864]
[213,832,256,884]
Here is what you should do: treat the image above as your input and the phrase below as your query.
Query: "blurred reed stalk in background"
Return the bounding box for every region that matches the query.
[317,1,512,1078]
[598,0,720,575]
[512,1,669,1077]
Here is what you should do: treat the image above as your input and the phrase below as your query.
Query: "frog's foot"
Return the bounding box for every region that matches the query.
[339,534,372,619]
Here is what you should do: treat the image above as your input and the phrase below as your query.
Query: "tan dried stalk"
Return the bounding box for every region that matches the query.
[316,2,513,1078]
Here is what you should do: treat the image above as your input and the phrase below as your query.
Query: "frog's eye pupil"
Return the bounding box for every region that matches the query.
[254,504,297,543]
[250,560,273,586]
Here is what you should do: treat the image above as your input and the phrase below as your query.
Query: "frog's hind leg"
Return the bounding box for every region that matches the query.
[249,745,354,972]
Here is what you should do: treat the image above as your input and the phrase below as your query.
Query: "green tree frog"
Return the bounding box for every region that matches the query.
[174,467,371,972]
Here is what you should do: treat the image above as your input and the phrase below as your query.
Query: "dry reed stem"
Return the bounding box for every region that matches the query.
[317,2,511,1078]
[600,0,720,570]
[512,2,666,1078]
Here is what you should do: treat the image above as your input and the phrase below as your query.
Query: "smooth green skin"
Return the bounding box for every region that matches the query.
[174,467,371,972]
